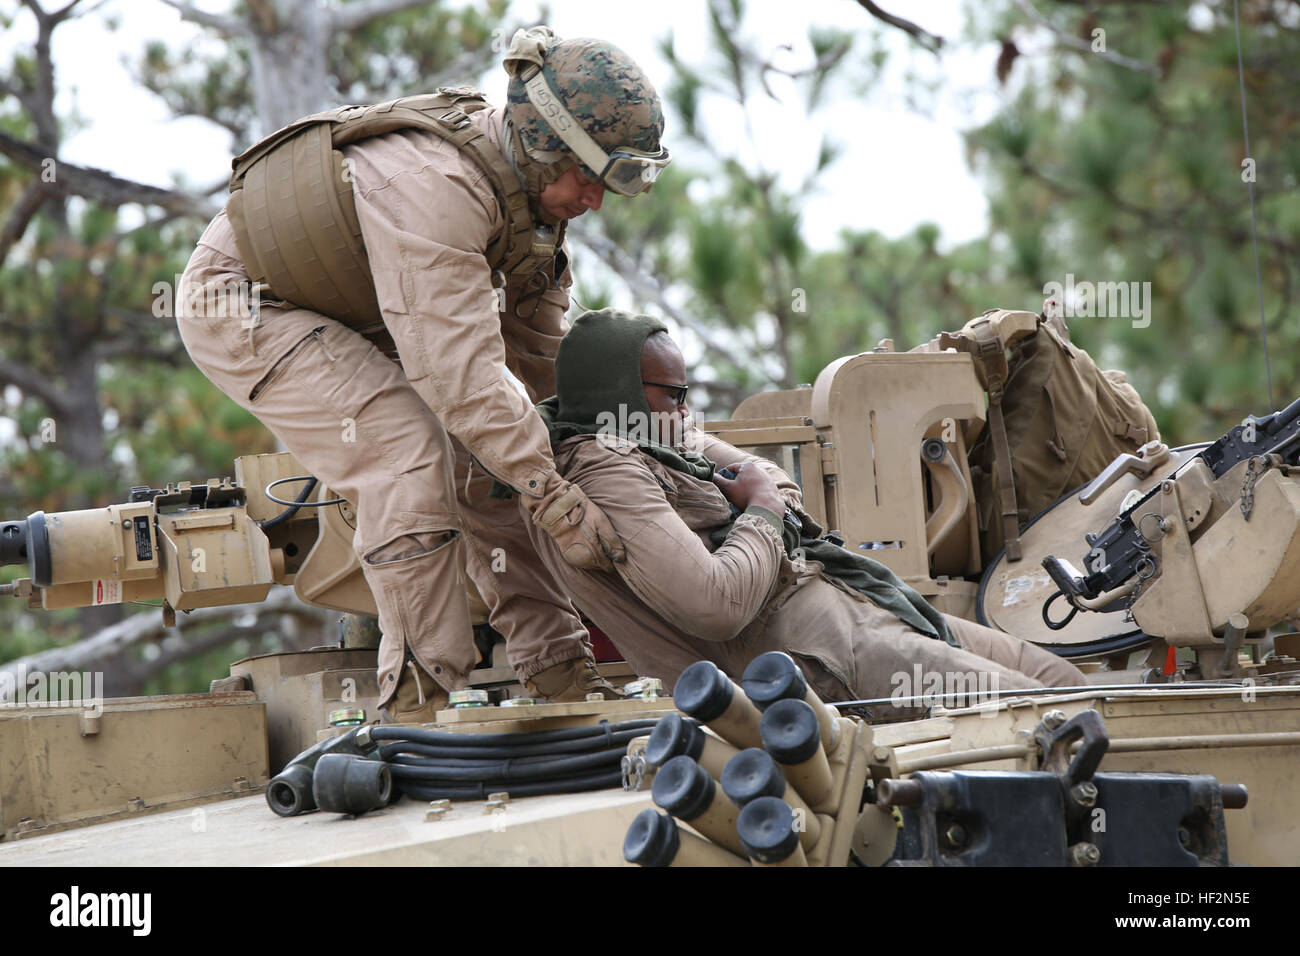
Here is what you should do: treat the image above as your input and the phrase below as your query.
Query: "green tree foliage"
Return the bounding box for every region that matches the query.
[134,0,514,151]
[965,0,1299,440]
[789,227,1028,386]
[1,0,265,659]
[1,0,520,688]
[571,0,867,414]
[589,0,1296,449]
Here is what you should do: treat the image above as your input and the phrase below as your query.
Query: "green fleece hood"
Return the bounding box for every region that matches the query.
[554,307,667,431]
[538,308,715,481]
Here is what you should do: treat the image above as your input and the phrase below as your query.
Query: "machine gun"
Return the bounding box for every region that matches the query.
[1041,394,1300,657]
[0,453,376,625]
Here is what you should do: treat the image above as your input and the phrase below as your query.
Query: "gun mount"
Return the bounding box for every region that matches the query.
[1031,396,1300,676]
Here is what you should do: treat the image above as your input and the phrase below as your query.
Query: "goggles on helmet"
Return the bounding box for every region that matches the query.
[521,67,670,197]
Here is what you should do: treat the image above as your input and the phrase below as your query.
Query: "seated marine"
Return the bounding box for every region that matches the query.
[520,309,1085,706]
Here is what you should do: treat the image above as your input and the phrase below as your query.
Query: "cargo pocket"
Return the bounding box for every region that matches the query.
[248,326,327,403]
[788,650,855,705]
[1100,370,1152,445]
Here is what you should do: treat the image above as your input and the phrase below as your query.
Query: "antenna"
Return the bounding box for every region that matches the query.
[1233,0,1275,413]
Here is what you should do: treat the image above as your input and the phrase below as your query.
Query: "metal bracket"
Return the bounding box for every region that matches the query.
[1033,708,1109,787]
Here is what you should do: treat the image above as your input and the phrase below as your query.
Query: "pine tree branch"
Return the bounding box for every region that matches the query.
[1015,157,1300,256]
[110,210,184,244]
[427,43,499,89]
[331,0,442,34]
[19,0,85,25]
[92,339,186,364]
[0,79,36,118]
[0,355,73,413]
[853,1,944,54]
[122,616,319,689]
[131,71,250,144]
[566,222,743,367]
[0,181,48,266]
[26,0,61,150]
[0,588,334,691]
[1011,0,1160,75]
[0,130,218,218]
[157,0,249,36]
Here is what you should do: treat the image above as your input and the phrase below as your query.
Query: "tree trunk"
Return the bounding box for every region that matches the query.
[246,0,334,135]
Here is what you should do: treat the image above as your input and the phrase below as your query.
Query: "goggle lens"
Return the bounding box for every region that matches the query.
[602,153,669,196]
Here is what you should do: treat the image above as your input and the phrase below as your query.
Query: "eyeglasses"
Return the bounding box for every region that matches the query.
[642,380,689,405]
[521,67,671,197]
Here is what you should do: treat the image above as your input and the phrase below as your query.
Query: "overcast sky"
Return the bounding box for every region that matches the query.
[4,0,1008,249]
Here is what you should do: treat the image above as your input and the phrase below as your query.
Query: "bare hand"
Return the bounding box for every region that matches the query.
[712,461,784,515]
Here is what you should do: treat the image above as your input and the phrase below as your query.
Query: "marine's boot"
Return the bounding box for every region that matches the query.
[383,659,450,724]
[525,655,624,702]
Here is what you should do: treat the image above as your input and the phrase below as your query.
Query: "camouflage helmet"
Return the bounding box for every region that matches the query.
[503,27,668,194]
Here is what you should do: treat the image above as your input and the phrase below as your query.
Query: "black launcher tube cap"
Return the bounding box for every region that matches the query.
[651,754,716,821]
[720,748,786,807]
[673,660,734,722]
[741,651,807,710]
[737,796,801,863]
[645,712,704,767]
[760,698,823,765]
[624,808,680,867]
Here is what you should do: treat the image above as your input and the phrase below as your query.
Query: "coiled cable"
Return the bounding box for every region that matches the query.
[374,718,659,802]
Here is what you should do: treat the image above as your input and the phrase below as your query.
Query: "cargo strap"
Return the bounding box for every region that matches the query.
[972,319,1023,561]
[941,316,1023,562]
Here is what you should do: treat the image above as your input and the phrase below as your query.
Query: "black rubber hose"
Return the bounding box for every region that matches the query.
[396,769,624,801]
[376,726,651,762]
[382,739,643,767]
[259,476,317,530]
[370,718,660,748]
[385,748,623,783]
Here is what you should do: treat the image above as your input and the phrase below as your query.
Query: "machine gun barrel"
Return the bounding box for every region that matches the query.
[0,514,48,587]
[1,519,31,569]
[1201,393,1300,476]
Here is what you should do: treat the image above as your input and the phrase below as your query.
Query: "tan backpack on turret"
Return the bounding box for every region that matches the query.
[937,308,1159,565]
[225,87,560,335]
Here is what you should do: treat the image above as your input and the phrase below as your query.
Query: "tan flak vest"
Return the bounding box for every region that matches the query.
[225,87,562,335]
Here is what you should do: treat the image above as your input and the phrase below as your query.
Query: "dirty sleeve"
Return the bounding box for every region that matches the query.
[567,445,786,642]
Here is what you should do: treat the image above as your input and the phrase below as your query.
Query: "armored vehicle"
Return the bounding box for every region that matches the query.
[1,309,1296,867]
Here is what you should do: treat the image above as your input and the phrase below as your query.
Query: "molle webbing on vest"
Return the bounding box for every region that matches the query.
[225,89,557,333]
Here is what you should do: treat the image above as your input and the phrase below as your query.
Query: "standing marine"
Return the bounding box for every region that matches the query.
[175,27,670,721]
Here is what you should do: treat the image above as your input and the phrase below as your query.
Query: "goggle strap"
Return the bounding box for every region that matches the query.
[522,68,620,185]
